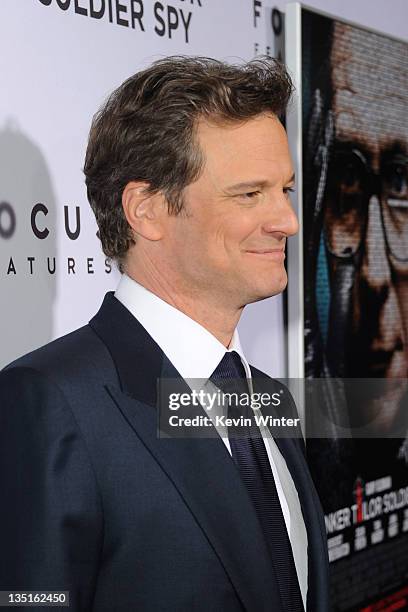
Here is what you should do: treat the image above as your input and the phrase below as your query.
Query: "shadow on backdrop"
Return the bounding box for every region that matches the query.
[0,120,57,368]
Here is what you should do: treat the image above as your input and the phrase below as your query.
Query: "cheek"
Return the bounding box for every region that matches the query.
[395,278,408,337]
[174,210,260,271]
[172,217,226,271]
[198,217,236,257]
[220,215,260,251]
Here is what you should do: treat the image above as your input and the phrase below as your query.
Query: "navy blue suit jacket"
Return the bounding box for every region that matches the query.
[0,293,329,611]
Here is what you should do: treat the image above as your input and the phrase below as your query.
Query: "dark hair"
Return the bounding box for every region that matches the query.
[84,55,293,269]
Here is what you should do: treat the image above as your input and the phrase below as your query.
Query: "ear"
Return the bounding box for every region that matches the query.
[122,181,166,241]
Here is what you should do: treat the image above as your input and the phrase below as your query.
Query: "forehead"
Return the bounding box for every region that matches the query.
[195,114,292,179]
[331,23,408,156]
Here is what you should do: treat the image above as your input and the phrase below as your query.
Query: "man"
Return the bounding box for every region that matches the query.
[0,56,329,611]
[304,21,408,434]
[302,18,408,610]
[328,23,408,434]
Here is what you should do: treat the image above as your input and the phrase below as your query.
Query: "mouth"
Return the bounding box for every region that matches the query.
[245,249,286,261]
[351,343,405,378]
[366,352,394,377]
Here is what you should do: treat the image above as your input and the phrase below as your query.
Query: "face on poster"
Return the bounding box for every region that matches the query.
[302,11,408,437]
[300,8,408,610]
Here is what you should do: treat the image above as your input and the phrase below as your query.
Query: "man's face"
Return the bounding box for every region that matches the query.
[160,113,298,309]
[325,24,408,385]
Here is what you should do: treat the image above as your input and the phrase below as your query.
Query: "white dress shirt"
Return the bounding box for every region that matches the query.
[115,273,308,606]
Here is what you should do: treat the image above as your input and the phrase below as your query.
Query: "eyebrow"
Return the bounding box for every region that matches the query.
[225,173,296,192]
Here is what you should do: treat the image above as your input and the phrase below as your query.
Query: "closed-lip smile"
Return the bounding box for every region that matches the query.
[245,249,285,258]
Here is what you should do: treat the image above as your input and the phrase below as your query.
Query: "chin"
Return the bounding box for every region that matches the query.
[245,276,288,304]
[264,270,288,296]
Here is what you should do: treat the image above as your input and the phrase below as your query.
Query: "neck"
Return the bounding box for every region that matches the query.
[125,260,242,348]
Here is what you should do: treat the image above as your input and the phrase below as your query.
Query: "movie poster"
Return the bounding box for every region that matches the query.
[300,8,408,610]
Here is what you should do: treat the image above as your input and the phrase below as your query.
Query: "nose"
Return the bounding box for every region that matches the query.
[261,192,299,238]
[361,196,391,290]
[353,195,404,359]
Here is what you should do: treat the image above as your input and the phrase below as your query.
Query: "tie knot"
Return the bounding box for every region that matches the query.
[210,351,247,382]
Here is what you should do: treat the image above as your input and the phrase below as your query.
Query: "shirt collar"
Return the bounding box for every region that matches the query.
[114,274,251,382]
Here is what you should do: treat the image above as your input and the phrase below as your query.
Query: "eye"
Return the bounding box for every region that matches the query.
[384,162,408,199]
[239,190,261,200]
[331,150,367,195]
[283,186,295,196]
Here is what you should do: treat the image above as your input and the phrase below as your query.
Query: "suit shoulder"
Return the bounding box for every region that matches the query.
[249,364,273,380]
[250,365,295,399]
[3,324,116,390]
[249,364,285,393]
[250,364,305,446]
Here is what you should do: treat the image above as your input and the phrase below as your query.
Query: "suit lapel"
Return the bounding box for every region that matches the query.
[90,293,283,612]
[251,368,329,612]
